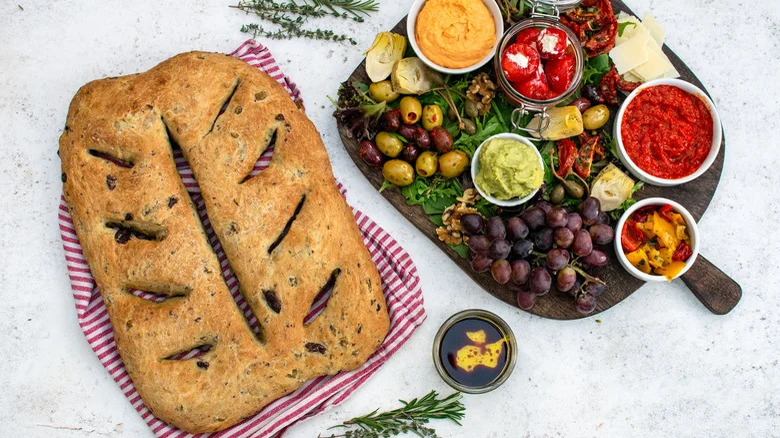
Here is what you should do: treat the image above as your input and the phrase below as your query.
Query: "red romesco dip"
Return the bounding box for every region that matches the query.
[621,85,713,179]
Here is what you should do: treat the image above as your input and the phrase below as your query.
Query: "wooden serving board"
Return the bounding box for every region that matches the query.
[336,1,741,319]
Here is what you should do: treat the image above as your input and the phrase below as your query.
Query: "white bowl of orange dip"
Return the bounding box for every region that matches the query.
[614,78,722,187]
[407,0,504,74]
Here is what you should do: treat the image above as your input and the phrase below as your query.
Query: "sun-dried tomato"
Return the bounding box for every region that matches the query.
[600,68,620,105]
[616,73,642,92]
[555,138,577,177]
[672,241,693,262]
[562,0,617,57]
[574,134,599,178]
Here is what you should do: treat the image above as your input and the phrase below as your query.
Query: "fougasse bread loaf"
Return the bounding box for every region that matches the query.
[59,52,389,433]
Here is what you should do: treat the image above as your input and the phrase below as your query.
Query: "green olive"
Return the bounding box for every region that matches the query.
[438,150,469,179]
[375,132,403,158]
[382,159,415,186]
[369,80,399,103]
[421,105,444,130]
[464,99,479,118]
[462,119,477,135]
[550,184,565,204]
[415,151,438,177]
[562,179,585,199]
[399,96,422,124]
[582,104,610,130]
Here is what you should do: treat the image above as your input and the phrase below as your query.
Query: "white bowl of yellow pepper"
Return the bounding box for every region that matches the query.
[615,197,699,282]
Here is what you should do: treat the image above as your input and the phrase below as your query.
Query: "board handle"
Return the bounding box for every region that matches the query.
[681,254,742,315]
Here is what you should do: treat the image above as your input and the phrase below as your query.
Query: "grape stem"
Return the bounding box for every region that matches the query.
[570,264,605,285]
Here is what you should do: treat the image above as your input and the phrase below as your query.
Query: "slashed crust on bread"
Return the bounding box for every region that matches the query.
[59,52,389,433]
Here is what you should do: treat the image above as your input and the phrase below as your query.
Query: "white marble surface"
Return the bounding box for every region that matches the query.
[1,0,778,437]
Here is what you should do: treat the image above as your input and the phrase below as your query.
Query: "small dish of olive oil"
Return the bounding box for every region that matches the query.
[432,309,517,393]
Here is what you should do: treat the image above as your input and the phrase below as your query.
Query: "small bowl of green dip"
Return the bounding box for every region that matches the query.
[471,133,544,207]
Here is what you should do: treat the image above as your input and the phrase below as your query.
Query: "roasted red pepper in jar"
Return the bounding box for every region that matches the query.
[501,43,540,83]
[514,69,552,101]
[515,28,541,49]
[545,52,575,94]
[537,27,567,60]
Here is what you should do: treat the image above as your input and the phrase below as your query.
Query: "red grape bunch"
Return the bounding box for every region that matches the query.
[462,196,615,315]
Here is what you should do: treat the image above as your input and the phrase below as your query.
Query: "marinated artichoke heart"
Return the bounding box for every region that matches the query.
[528,106,584,141]
[365,32,407,82]
[590,163,635,211]
[391,57,444,95]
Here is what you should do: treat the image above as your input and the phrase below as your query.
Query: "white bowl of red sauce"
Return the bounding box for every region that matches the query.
[614,78,722,187]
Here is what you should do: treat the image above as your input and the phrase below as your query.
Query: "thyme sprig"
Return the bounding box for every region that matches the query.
[232,0,379,45]
[319,391,465,438]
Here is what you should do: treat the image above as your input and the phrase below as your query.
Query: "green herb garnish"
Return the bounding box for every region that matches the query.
[233,0,379,45]
[617,21,637,37]
[320,391,465,438]
[583,54,612,86]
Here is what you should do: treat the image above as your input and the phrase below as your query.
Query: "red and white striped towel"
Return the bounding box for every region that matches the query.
[58,40,426,438]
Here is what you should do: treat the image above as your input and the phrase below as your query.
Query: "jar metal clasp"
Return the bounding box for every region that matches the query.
[511,105,550,136]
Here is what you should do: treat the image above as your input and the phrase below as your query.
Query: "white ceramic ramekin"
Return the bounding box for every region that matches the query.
[407,0,504,74]
[614,197,699,282]
[470,133,544,207]
[614,78,722,187]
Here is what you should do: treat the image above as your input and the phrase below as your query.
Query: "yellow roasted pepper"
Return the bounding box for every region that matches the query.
[626,248,652,274]
[657,261,687,281]
[651,212,679,249]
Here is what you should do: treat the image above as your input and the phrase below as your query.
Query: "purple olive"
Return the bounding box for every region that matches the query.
[401,143,420,163]
[359,140,383,167]
[397,123,418,141]
[380,109,402,132]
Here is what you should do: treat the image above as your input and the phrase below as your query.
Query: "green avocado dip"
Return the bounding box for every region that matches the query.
[474,138,543,200]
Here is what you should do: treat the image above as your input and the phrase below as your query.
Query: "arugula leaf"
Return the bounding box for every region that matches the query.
[449,243,469,259]
[378,179,396,193]
[423,196,455,215]
[618,21,637,37]
[400,176,462,216]
[454,115,504,157]
[474,197,498,218]
[602,130,619,160]
[388,132,408,144]
[539,141,556,185]
[583,54,612,86]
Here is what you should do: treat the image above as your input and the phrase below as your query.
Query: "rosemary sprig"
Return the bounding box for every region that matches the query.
[232,0,378,45]
[319,391,465,438]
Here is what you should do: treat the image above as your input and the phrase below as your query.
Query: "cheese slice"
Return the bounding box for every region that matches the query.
[610,27,650,74]
[632,41,675,82]
[616,14,643,46]
[642,13,666,46]
[663,65,680,79]
[622,71,643,83]
[612,12,675,83]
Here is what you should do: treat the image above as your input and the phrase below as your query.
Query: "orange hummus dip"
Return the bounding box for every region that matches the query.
[415,0,497,69]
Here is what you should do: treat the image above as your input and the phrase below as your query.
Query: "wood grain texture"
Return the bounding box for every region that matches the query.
[336,1,740,319]
[682,255,742,315]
